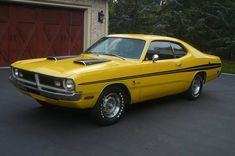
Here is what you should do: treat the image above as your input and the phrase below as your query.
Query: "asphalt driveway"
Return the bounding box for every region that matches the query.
[0,69,235,156]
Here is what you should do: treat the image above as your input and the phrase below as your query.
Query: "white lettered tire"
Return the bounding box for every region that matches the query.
[90,85,128,125]
[185,74,204,100]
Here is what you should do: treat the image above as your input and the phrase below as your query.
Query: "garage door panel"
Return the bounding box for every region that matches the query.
[41,10,71,56]
[69,25,84,55]
[16,23,37,60]
[0,4,84,67]
[13,5,36,22]
[0,24,9,66]
[43,24,61,43]
[9,6,37,64]
[71,11,84,26]
[42,23,63,56]
[0,5,10,21]
[8,30,25,64]
[17,22,36,44]
[39,8,63,24]
[69,11,84,55]
[52,27,70,56]
[0,5,10,66]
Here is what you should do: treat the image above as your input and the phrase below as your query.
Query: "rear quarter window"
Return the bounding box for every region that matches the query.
[170,43,187,58]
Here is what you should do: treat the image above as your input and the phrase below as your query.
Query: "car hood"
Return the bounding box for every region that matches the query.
[11,54,136,78]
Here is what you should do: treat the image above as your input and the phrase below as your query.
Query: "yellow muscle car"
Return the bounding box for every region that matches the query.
[10,34,221,125]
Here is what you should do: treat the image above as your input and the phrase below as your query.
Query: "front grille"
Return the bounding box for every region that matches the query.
[19,81,37,89]
[19,70,35,82]
[39,74,64,89]
[14,69,69,94]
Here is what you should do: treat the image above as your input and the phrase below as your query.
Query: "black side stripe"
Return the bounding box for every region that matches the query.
[78,63,221,85]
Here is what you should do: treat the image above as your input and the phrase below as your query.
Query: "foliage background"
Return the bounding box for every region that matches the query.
[108,0,235,60]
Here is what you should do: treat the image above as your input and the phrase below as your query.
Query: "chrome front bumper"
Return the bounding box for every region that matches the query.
[9,75,81,101]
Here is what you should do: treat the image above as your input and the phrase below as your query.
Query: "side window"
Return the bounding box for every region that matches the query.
[145,41,174,61]
[171,43,187,58]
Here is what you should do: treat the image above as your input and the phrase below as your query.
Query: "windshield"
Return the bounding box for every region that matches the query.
[85,37,146,59]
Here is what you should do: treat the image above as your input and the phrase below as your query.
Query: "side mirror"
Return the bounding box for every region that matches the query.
[152,54,159,62]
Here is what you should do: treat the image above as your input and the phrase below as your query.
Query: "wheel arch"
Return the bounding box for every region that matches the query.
[100,83,131,104]
[194,71,207,83]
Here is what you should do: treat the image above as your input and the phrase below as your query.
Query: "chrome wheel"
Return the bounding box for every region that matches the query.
[91,85,128,125]
[102,92,121,118]
[192,75,202,97]
[185,74,204,100]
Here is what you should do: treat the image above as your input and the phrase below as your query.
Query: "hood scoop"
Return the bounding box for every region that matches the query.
[74,59,111,66]
[47,55,80,61]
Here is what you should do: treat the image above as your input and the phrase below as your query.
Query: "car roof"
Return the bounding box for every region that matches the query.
[107,34,183,42]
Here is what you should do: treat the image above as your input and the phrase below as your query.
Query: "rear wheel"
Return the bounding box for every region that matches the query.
[90,86,128,125]
[185,74,203,100]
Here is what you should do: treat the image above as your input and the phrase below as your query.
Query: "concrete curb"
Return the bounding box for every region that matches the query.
[0,67,10,69]
[222,73,235,76]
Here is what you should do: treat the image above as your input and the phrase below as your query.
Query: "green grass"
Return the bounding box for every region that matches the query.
[222,60,235,74]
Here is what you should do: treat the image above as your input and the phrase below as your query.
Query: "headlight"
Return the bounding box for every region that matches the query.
[14,69,19,77]
[13,68,23,78]
[64,79,75,91]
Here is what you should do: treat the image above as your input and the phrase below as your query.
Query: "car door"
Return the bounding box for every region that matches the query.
[139,41,186,102]
[169,41,191,91]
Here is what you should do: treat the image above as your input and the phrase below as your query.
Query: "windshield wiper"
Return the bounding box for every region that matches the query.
[100,53,126,60]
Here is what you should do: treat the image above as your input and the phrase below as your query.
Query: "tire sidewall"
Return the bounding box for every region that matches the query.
[189,74,203,99]
[91,86,128,125]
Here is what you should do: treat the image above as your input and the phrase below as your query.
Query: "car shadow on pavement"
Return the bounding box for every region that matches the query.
[20,105,96,128]
[127,94,191,113]
[18,94,191,129]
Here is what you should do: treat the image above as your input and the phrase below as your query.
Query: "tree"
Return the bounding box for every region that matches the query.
[109,0,235,59]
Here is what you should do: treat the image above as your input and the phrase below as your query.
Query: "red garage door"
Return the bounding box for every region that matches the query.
[0,4,84,67]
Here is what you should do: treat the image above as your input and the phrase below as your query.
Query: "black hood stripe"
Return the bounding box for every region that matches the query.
[47,55,80,61]
[78,63,221,85]
[74,59,111,66]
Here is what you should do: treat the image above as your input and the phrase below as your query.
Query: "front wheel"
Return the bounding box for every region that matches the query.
[90,86,128,125]
[185,74,204,100]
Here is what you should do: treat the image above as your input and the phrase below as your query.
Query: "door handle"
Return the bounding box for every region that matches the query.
[176,63,182,67]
